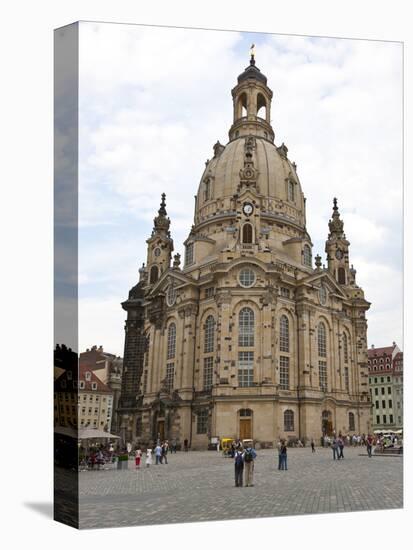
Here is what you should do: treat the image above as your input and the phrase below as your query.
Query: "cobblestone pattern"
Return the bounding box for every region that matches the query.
[77,448,403,529]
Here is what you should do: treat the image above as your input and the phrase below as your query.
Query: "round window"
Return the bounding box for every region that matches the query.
[319,284,327,305]
[166,285,176,306]
[239,268,256,288]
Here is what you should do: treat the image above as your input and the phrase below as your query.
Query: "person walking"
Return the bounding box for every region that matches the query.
[135,448,142,469]
[311,438,315,453]
[145,448,152,468]
[280,440,288,470]
[155,443,162,465]
[184,438,189,452]
[332,438,338,460]
[337,437,344,459]
[234,448,245,487]
[244,444,257,487]
[216,437,220,453]
[366,434,373,458]
[277,439,282,470]
[162,441,169,464]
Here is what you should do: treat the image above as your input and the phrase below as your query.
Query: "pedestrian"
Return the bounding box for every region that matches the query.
[366,434,373,458]
[277,439,282,469]
[311,438,315,453]
[155,443,162,464]
[332,438,338,460]
[280,440,288,470]
[145,448,152,468]
[171,439,177,453]
[135,448,142,469]
[184,438,189,452]
[216,437,220,453]
[337,437,344,459]
[162,441,169,464]
[244,444,257,487]
[234,448,245,487]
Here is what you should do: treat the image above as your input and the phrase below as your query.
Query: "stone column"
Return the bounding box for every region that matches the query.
[178,303,198,399]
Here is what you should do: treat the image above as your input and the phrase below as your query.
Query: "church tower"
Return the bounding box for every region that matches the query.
[325,198,352,285]
[145,193,174,286]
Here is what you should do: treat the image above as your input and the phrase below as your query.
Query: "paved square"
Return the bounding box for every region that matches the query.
[76,447,403,529]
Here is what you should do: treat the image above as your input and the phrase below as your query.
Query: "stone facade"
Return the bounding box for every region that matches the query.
[119,54,372,449]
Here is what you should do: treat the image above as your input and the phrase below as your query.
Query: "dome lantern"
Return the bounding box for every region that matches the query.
[229,47,274,142]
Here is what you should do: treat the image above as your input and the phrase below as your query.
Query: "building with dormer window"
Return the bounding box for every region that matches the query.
[118,53,371,448]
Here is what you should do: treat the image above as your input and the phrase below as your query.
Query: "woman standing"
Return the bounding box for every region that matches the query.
[145,448,152,468]
[135,448,142,469]
[280,440,288,470]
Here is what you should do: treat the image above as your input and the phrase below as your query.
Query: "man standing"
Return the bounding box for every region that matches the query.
[337,437,344,460]
[277,439,282,470]
[155,443,162,465]
[311,438,316,453]
[332,438,338,460]
[244,444,257,487]
[366,434,373,457]
[280,440,288,470]
[234,448,245,487]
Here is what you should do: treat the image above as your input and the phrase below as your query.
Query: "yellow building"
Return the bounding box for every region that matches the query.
[119,54,371,448]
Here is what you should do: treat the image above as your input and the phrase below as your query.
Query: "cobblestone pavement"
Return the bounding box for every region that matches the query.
[77,447,403,529]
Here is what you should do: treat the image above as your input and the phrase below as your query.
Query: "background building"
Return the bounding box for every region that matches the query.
[119,54,372,448]
[80,346,123,433]
[368,343,403,431]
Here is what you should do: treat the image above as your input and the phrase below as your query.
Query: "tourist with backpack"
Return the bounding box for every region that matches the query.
[243,444,257,487]
[234,448,245,487]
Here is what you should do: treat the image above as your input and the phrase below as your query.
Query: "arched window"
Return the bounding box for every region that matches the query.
[288,181,295,202]
[318,322,327,357]
[280,315,289,352]
[284,409,294,431]
[343,333,349,363]
[349,412,355,431]
[242,223,253,244]
[257,93,267,119]
[303,245,312,267]
[338,267,346,285]
[204,179,210,202]
[239,307,254,347]
[204,315,215,354]
[150,265,159,284]
[167,323,176,360]
[237,92,248,118]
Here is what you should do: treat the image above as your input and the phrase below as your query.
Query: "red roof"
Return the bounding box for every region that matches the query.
[54,365,112,394]
[368,345,395,358]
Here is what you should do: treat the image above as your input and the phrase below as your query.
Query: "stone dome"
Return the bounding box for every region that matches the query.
[195,136,306,230]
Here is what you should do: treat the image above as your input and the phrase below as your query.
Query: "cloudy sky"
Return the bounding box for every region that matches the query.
[78,22,402,357]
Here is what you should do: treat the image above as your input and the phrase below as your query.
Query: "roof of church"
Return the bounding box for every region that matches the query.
[237,59,268,85]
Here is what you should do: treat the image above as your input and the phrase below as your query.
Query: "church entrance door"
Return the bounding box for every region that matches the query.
[239,419,252,440]
[157,420,165,441]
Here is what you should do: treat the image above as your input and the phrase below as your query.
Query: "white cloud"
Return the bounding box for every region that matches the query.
[77,24,402,356]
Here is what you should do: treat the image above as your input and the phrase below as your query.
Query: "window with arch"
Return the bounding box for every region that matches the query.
[257,93,267,119]
[338,267,346,285]
[343,333,349,363]
[242,223,253,244]
[150,265,159,284]
[204,315,215,354]
[288,181,295,202]
[239,307,254,347]
[204,179,210,202]
[284,409,294,431]
[185,242,194,266]
[349,412,355,431]
[280,315,289,352]
[303,245,312,267]
[237,92,248,118]
[318,322,327,357]
[167,323,176,360]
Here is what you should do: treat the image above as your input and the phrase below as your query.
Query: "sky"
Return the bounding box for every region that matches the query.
[77,22,403,357]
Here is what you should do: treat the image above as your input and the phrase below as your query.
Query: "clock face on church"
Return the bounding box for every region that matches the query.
[243,202,254,216]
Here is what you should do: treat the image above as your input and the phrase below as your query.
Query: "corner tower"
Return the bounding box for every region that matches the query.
[325,198,353,285]
[145,193,174,286]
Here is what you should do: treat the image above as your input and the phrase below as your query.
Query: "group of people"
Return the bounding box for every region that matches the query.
[233,441,257,487]
[136,440,171,468]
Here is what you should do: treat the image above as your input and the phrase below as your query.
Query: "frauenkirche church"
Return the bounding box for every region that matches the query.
[118,51,372,448]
